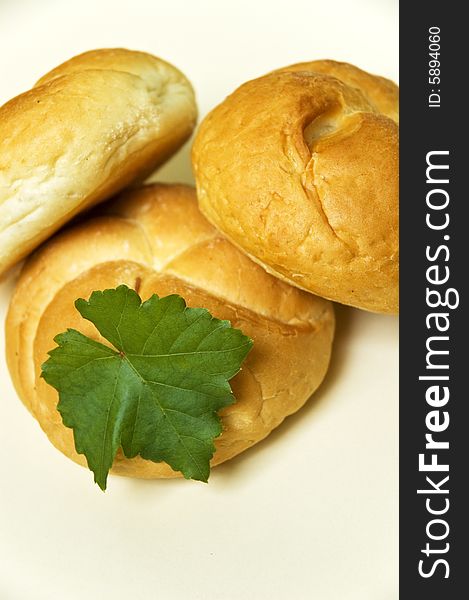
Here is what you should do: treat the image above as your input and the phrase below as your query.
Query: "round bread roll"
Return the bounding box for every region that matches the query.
[0,48,197,277]
[5,184,334,479]
[192,59,399,313]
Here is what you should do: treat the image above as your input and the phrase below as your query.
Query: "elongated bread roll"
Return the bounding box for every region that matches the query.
[5,184,334,479]
[192,60,399,313]
[0,48,197,276]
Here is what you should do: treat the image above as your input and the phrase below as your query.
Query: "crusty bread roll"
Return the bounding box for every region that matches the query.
[192,60,399,313]
[0,48,197,277]
[5,184,334,479]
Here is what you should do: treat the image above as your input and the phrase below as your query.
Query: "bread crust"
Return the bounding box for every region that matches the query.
[192,60,398,313]
[0,48,197,276]
[5,184,334,479]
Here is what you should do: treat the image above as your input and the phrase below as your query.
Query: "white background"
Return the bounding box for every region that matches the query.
[0,1,398,598]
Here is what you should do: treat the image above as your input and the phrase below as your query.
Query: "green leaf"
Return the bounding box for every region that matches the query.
[41,285,253,490]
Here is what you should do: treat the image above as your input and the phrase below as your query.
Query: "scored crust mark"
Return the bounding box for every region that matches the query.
[299,81,388,258]
[303,108,364,150]
[133,276,142,294]
[275,59,399,123]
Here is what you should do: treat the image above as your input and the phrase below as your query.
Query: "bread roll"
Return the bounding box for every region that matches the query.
[192,60,398,313]
[5,184,334,479]
[0,48,197,277]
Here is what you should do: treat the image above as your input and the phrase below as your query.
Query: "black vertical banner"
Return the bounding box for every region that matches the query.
[400,2,466,597]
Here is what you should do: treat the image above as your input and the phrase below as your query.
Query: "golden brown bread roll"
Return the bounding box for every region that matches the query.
[0,48,197,277]
[5,184,334,479]
[192,60,399,313]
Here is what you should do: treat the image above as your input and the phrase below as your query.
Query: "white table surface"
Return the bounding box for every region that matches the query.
[0,1,399,598]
